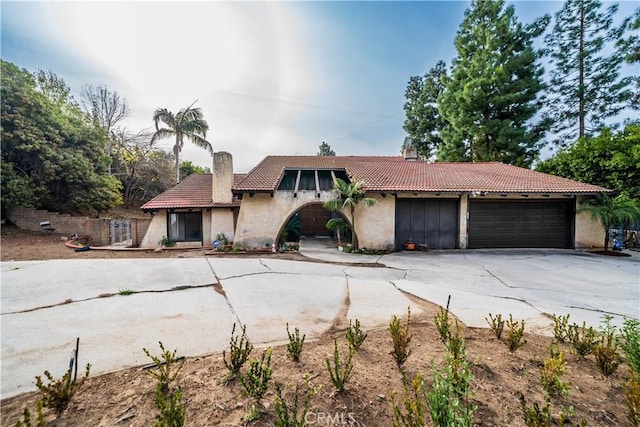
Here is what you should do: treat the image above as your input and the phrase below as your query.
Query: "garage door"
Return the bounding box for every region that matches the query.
[396,199,458,249]
[468,200,573,249]
[299,204,332,236]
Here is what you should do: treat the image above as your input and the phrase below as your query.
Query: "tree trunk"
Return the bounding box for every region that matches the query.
[604,227,610,252]
[174,143,180,184]
[578,3,585,139]
[351,206,358,250]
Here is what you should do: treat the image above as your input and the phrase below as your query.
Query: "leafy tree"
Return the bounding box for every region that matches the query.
[578,195,640,251]
[1,60,122,216]
[438,0,550,167]
[403,60,448,159]
[323,178,375,250]
[110,129,174,207]
[544,0,633,145]
[317,141,335,156]
[152,102,212,184]
[179,160,210,180]
[536,124,640,200]
[618,7,640,110]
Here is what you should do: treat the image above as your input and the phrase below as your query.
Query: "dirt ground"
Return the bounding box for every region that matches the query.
[1,225,636,426]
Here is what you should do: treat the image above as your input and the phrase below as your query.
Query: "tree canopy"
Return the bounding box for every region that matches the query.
[536,123,640,200]
[152,102,212,184]
[1,60,122,216]
[317,142,335,156]
[544,0,633,145]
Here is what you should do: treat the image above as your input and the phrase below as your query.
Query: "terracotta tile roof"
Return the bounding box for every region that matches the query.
[141,174,245,211]
[232,156,609,194]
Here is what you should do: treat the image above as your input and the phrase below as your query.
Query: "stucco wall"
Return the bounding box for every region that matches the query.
[140,211,168,248]
[140,209,236,248]
[211,209,235,244]
[575,196,604,248]
[354,194,395,249]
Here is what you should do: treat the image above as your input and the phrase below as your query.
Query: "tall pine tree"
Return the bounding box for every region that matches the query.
[544,0,632,145]
[402,60,448,159]
[438,0,550,167]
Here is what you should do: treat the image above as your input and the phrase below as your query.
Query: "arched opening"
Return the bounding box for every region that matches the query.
[276,203,351,246]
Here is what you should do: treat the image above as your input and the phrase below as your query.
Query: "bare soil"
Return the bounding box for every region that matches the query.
[0,224,635,426]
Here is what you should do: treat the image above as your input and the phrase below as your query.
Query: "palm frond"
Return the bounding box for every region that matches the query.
[150,127,176,143]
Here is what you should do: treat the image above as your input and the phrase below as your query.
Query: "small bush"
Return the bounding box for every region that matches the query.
[222,323,253,383]
[142,341,184,394]
[594,315,621,376]
[621,317,640,374]
[240,348,273,402]
[568,321,597,357]
[428,359,476,427]
[551,314,571,343]
[391,373,428,427]
[434,306,452,343]
[325,339,354,392]
[485,313,505,339]
[623,372,640,426]
[14,401,45,427]
[35,364,91,414]
[346,318,368,351]
[519,394,552,427]
[540,346,571,398]
[158,236,176,247]
[286,323,305,362]
[505,314,527,352]
[274,376,318,427]
[389,307,413,369]
[154,386,185,427]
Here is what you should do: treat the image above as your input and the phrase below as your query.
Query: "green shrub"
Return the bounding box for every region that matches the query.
[505,314,527,352]
[346,318,368,351]
[540,346,570,398]
[34,364,91,414]
[551,314,571,343]
[274,376,318,427]
[154,386,185,427]
[158,236,176,247]
[621,317,640,374]
[519,394,552,427]
[143,341,184,394]
[240,348,273,402]
[485,313,505,339]
[389,307,413,369]
[286,323,305,362]
[222,323,253,383]
[568,321,597,357]
[623,372,640,426]
[593,315,622,376]
[391,373,428,427]
[434,306,452,343]
[13,401,45,427]
[325,339,354,392]
[428,359,476,427]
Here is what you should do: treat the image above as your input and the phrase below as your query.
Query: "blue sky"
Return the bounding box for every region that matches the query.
[1,1,636,172]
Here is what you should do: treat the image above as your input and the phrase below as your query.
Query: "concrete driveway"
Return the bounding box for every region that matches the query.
[1,247,638,399]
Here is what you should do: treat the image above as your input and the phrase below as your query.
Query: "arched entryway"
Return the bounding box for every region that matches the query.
[299,203,333,236]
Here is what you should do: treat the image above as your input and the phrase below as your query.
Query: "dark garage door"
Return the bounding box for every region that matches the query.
[299,204,332,236]
[396,199,458,249]
[468,200,573,249]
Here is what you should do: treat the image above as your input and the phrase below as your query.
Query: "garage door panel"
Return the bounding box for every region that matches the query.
[469,201,572,249]
[396,199,458,249]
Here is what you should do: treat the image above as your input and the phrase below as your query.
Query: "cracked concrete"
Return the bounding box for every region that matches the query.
[1,246,638,399]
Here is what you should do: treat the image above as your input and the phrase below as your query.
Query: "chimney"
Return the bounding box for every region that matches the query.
[402,136,418,161]
[212,151,233,204]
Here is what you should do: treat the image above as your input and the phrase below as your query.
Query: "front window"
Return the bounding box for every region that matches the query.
[168,211,202,242]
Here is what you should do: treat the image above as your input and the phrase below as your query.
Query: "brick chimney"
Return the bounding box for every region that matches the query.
[402,146,418,161]
[212,151,233,204]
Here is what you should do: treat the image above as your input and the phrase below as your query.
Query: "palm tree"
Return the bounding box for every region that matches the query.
[323,178,376,250]
[578,195,640,251]
[151,101,212,183]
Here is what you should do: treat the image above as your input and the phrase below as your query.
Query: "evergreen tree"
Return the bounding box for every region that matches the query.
[402,60,448,159]
[544,0,633,145]
[618,7,640,110]
[438,0,550,167]
[317,141,335,156]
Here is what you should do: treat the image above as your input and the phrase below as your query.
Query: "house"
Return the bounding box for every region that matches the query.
[140,150,607,250]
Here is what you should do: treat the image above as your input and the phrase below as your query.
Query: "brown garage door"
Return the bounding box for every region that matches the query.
[468,200,573,249]
[395,199,458,249]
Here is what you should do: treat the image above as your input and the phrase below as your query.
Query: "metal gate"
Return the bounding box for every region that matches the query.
[109,219,132,246]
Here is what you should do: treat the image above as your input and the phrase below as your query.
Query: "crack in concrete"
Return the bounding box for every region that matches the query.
[258,258,274,272]
[2,284,217,315]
